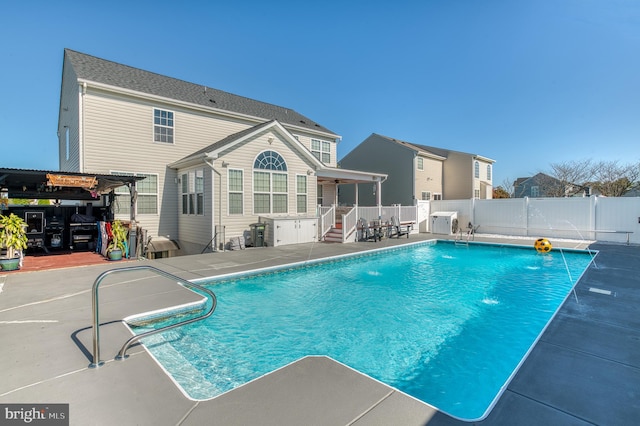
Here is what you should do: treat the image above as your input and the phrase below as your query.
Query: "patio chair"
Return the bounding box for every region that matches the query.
[357,218,378,242]
[390,216,411,239]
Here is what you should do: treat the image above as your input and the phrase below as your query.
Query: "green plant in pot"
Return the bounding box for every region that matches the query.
[0,213,28,271]
[107,220,129,261]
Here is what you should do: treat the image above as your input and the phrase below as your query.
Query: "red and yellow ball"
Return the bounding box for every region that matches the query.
[534,238,552,253]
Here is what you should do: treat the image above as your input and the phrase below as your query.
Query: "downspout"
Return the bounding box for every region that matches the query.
[204,154,223,251]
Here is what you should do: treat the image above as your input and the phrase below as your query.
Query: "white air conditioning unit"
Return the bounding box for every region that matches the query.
[430,211,458,235]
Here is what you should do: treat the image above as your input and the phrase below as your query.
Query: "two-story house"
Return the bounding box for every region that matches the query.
[338,134,494,205]
[58,49,385,253]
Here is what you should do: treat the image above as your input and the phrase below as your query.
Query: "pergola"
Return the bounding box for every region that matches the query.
[0,167,144,202]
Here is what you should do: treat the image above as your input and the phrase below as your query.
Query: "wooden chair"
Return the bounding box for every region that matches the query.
[390,216,411,238]
[357,218,378,242]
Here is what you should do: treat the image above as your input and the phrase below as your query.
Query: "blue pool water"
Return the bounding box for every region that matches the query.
[133,241,594,420]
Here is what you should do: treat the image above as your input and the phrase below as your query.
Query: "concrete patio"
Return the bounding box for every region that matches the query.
[1,234,638,425]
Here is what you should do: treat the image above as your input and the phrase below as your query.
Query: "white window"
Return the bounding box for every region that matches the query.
[311,139,331,163]
[417,157,424,171]
[474,189,480,198]
[112,171,158,215]
[181,169,204,215]
[153,108,174,143]
[421,191,431,200]
[487,164,492,181]
[433,193,442,200]
[317,184,324,206]
[228,169,243,215]
[531,186,540,197]
[297,175,307,213]
[253,151,288,214]
[474,161,480,178]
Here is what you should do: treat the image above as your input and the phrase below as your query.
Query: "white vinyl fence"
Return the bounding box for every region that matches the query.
[428,197,640,245]
[357,205,418,224]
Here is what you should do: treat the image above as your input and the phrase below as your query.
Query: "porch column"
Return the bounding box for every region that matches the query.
[354,183,358,206]
[376,180,382,217]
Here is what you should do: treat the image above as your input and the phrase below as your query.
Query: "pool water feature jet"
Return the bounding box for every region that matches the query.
[562,219,598,269]
[558,247,579,304]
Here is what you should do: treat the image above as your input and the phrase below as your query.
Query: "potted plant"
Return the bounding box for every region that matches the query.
[0,213,28,271]
[107,220,129,261]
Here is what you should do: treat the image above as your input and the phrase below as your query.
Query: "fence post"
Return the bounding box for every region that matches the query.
[471,198,476,229]
[591,196,597,240]
[524,197,529,237]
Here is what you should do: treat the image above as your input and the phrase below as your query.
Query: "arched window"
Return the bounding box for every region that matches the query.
[474,161,480,178]
[254,151,288,214]
[254,150,287,171]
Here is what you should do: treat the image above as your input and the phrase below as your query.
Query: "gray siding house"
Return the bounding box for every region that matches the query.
[339,134,495,205]
[58,49,384,253]
[514,173,589,198]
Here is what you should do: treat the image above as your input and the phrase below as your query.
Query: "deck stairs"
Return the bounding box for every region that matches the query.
[323,219,344,243]
[322,206,353,243]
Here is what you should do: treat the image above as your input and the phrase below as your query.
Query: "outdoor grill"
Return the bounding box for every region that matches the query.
[45,216,65,248]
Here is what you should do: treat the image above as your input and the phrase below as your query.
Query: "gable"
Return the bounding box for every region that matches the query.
[170,120,323,170]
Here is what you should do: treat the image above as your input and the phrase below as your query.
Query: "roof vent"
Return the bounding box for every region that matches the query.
[209,99,216,103]
[300,120,306,124]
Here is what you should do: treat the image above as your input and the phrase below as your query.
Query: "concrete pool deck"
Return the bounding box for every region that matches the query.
[1,234,638,425]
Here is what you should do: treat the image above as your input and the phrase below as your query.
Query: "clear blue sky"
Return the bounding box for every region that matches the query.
[2,0,639,187]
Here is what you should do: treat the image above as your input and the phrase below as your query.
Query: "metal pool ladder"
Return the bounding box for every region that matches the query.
[89,265,217,368]
[455,229,470,246]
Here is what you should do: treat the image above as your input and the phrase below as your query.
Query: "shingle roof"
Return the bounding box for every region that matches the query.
[372,134,448,159]
[374,133,494,162]
[64,49,337,136]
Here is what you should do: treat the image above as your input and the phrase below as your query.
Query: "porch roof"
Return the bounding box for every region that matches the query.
[315,166,387,185]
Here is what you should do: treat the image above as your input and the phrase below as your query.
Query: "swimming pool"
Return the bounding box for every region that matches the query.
[132,240,594,420]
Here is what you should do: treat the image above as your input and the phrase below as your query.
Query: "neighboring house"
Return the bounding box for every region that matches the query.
[513,173,590,198]
[58,49,385,253]
[338,133,495,205]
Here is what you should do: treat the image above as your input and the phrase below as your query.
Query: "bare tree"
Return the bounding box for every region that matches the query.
[591,160,640,196]
[500,178,514,197]
[546,159,595,197]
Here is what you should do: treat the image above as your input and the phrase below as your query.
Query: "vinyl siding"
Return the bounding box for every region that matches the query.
[67,72,332,242]
[474,159,493,199]
[212,129,318,243]
[414,155,443,200]
[319,184,336,206]
[176,166,212,252]
[292,131,338,167]
[79,87,271,238]
[58,58,81,172]
[442,152,473,199]
[339,134,416,206]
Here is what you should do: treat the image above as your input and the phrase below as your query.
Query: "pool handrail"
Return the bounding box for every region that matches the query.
[90,265,217,368]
